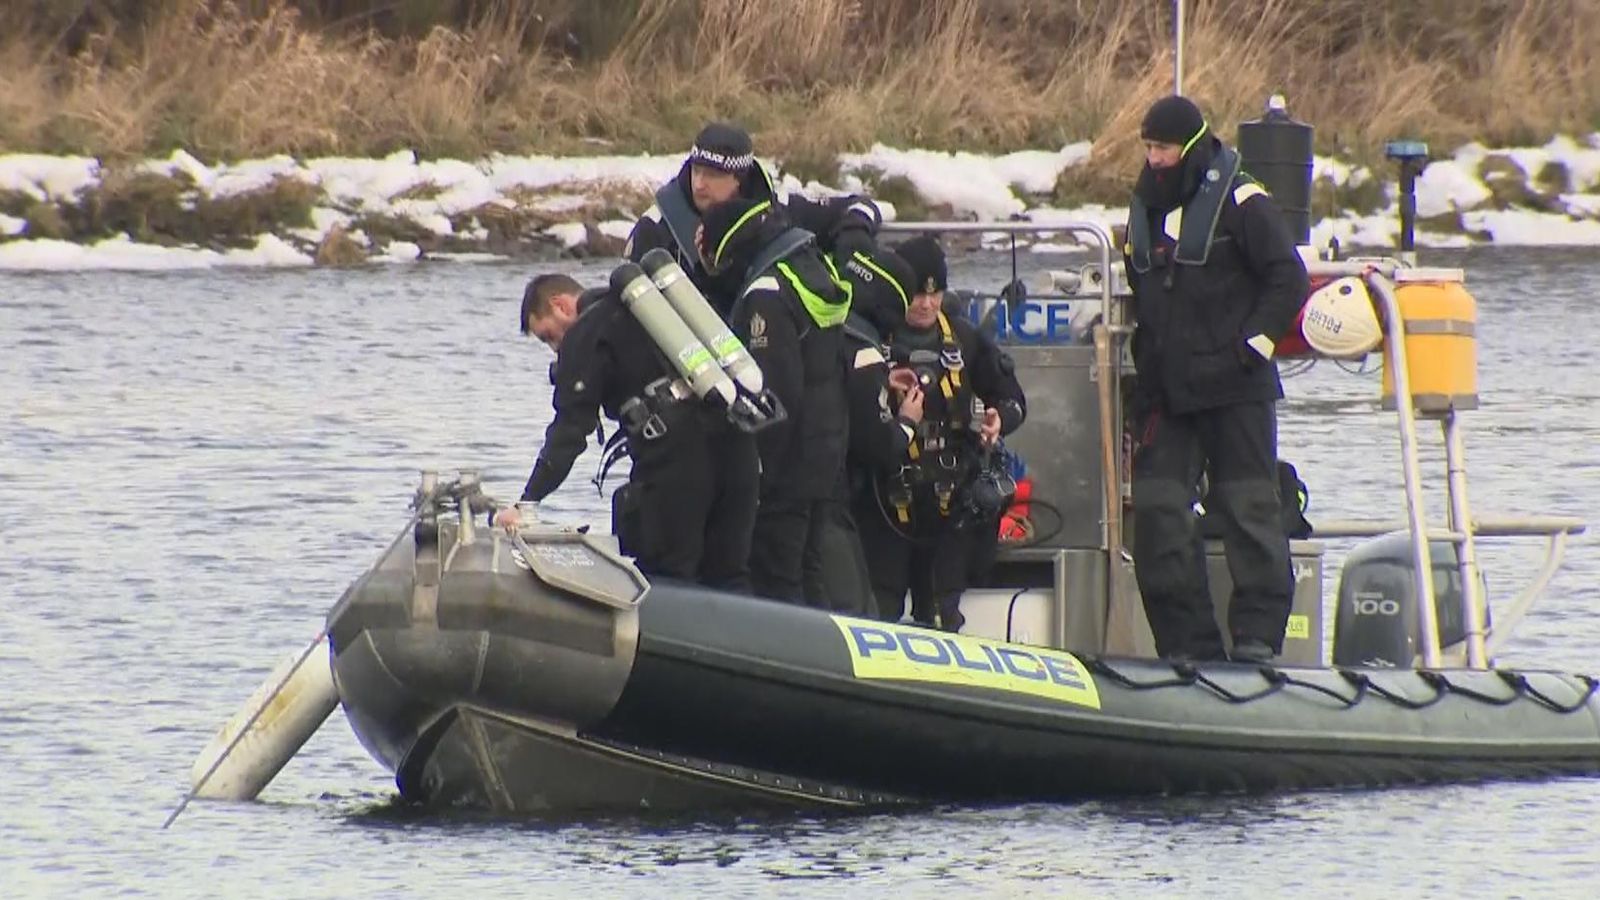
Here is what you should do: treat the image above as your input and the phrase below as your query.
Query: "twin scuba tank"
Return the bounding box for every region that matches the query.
[610,250,785,436]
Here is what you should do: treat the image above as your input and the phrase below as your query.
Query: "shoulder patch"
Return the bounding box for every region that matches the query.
[744,275,781,296]
[853,346,885,368]
[1233,183,1268,205]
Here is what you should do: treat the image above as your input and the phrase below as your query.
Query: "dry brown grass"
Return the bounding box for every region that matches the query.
[2,0,1598,189]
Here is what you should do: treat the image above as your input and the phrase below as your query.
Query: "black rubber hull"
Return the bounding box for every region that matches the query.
[328,528,1600,813]
[600,586,1600,800]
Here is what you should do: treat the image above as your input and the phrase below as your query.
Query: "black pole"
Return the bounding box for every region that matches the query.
[1397,163,1417,255]
[1385,140,1429,264]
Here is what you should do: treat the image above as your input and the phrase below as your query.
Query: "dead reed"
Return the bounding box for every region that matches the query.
[1,0,1596,188]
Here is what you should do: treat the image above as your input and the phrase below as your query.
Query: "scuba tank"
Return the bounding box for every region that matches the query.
[642,248,764,396]
[609,261,783,433]
[639,249,784,431]
[610,262,737,408]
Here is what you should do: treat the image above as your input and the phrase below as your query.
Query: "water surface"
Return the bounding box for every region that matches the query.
[3,247,1597,898]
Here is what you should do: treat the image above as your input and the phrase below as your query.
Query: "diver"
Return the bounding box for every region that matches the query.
[625,121,883,317]
[696,196,866,611]
[496,272,759,591]
[855,236,1027,631]
[1121,94,1310,663]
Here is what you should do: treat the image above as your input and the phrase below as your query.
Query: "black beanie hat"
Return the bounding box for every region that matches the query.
[1140,95,1208,148]
[687,122,755,173]
[894,235,948,295]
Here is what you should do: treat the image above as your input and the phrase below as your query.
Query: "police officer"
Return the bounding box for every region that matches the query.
[857,236,1027,630]
[1121,95,1310,663]
[784,243,924,613]
[696,197,863,610]
[625,121,882,317]
[496,273,760,591]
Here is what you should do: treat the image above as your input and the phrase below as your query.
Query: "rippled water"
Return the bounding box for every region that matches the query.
[4,248,1598,898]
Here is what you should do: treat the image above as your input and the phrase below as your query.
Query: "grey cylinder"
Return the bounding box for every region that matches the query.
[640,248,766,395]
[610,263,737,406]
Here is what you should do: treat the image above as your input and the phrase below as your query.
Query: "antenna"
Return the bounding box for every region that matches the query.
[1173,0,1185,94]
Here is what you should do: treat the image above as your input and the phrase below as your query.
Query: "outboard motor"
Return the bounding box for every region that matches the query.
[1237,94,1313,246]
[1332,532,1486,667]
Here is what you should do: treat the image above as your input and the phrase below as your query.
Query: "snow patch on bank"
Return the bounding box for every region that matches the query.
[2,133,1599,271]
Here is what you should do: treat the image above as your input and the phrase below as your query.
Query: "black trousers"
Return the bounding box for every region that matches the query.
[854,489,980,631]
[800,490,876,616]
[1131,400,1293,659]
[751,491,871,613]
[620,429,759,592]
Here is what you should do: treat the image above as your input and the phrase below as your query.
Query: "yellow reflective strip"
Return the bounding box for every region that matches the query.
[1182,121,1209,156]
[1233,182,1267,205]
[936,311,962,391]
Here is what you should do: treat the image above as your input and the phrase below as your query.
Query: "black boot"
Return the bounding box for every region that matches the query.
[1230,636,1274,664]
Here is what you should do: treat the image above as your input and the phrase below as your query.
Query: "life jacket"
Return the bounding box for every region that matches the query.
[731,232,852,330]
[1126,144,1245,273]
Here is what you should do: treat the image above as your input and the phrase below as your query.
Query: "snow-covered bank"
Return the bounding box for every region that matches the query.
[2,135,1599,273]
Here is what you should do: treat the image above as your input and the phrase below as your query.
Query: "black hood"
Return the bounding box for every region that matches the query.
[845,247,914,338]
[700,198,792,275]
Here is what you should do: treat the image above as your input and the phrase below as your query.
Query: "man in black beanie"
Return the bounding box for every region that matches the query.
[1122,94,1310,664]
[625,121,884,319]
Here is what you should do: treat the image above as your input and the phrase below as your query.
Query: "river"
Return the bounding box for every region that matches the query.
[3,246,1597,898]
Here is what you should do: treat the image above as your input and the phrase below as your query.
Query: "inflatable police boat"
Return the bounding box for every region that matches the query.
[320,471,1600,813]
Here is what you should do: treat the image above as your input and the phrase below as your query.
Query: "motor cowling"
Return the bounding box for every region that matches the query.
[1332,532,1485,667]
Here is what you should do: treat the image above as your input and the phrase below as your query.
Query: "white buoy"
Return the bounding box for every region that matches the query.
[187,633,339,802]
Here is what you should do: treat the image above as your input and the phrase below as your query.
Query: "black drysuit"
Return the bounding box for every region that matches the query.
[855,312,1027,628]
[720,220,861,609]
[520,290,759,590]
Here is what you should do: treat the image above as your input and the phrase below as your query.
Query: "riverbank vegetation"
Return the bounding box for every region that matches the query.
[4,0,1598,191]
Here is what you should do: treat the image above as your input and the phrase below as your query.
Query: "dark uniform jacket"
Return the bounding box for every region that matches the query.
[520,290,682,501]
[625,159,881,318]
[727,234,852,502]
[1123,137,1309,415]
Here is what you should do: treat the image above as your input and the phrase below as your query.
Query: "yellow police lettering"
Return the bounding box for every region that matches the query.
[945,639,992,673]
[900,633,950,665]
[832,616,1101,710]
